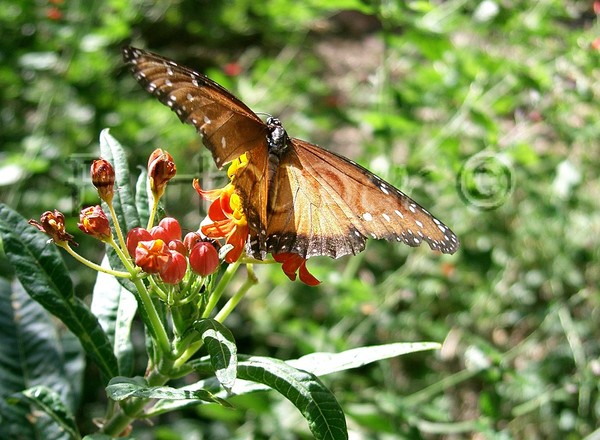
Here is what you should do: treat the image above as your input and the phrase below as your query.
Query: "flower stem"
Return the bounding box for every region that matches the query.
[214,264,257,322]
[59,243,130,277]
[201,260,241,319]
[106,202,128,254]
[146,196,159,230]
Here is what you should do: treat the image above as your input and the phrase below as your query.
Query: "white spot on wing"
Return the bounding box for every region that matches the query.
[221,137,227,149]
[362,212,373,221]
[415,220,424,228]
[382,213,391,222]
[394,209,404,218]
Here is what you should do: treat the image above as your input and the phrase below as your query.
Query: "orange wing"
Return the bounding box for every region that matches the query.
[248,138,459,260]
[123,47,268,168]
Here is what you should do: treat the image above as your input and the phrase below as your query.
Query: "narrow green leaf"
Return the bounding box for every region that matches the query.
[0,278,80,439]
[99,129,142,295]
[0,204,119,383]
[156,344,441,419]
[237,356,348,440]
[105,377,230,407]
[134,167,150,228]
[91,256,137,376]
[193,319,237,391]
[287,342,441,376]
[99,129,140,233]
[15,386,80,440]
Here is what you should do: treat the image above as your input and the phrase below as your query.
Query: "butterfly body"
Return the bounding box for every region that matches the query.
[123,47,460,260]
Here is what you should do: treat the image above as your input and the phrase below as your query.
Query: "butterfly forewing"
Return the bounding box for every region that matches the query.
[123,47,268,168]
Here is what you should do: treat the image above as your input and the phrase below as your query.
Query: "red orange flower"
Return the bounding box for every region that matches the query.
[193,155,249,264]
[135,239,171,274]
[273,253,320,286]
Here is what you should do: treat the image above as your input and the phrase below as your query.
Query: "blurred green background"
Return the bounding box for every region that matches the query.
[1,0,600,438]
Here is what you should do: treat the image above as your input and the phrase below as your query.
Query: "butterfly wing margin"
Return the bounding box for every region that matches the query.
[260,138,459,259]
[123,46,268,168]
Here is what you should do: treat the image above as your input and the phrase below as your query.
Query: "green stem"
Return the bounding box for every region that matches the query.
[214,264,258,322]
[201,261,242,319]
[146,196,159,230]
[60,242,130,278]
[131,275,171,357]
[107,202,128,254]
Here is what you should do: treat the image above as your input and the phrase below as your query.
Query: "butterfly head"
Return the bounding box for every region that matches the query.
[266,117,288,155]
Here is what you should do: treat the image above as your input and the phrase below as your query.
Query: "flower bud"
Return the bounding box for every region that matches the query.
[91,158,115,204]
[135,239,171,274]
[126,227,152,257]
[149,225,170,242]
[29,210,77,246]
[168,239,187,256]
[158,217,182,242]
[159,250,187,284]
[183,231,204,252]
[78,205,112,241]
[148,149,176,200]
[189,242,220,276]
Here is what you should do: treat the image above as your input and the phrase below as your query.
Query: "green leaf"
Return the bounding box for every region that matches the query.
[14,386,80,440]
[288,342,441,376]
[134,167,150,228]
[99,129,140,233]
[237,356,347,440]
[0,278,80,439]
[99,129,141,295]
[193,319,237,391]
[91,256,137,376]
[0,204,119,383]
[105,377,230,407]
[157,343,441,418]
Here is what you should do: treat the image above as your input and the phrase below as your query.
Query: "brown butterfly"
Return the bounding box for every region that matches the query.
[123,46,459,260]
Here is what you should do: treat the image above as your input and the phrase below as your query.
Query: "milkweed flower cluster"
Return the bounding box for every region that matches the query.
[29,152,222,297]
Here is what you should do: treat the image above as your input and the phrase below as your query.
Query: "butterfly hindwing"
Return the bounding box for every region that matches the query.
[123,47,268,168]
[255,138,459,259]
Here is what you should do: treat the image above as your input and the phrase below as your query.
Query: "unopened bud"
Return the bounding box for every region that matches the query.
[91,158,115,204]
[29,210,77,246]
[78,205,112,241]
[148,149,176,200]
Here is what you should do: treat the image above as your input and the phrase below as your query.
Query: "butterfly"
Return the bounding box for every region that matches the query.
[123,46,459,260]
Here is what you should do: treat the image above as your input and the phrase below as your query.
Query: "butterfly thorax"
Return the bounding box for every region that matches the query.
[266,117,288,155]
[266,117,289,196]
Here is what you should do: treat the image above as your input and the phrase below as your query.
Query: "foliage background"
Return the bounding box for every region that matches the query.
[1,0,600,438]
